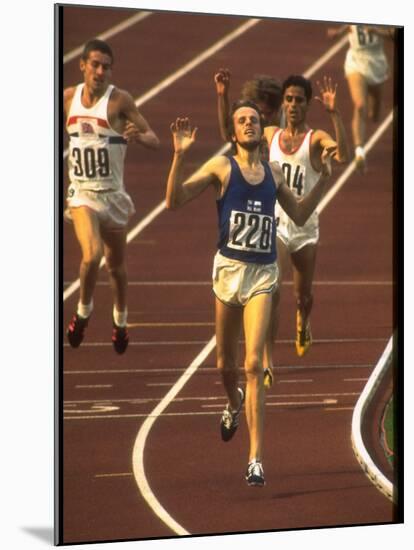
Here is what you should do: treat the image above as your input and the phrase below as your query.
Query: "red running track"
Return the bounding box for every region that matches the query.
[60,6,397,544]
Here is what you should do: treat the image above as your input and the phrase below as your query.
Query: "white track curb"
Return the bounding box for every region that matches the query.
[351,335,395,502]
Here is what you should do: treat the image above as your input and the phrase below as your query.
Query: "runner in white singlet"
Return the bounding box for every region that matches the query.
[327,23,394,172]
[262,75,349,365]
[64,39,160,354]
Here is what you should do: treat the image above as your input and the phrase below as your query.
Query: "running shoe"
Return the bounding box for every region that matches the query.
[354,146,366,174]
[220,387,245,442]
[112,321,129,354]
[67,313,89,348]
[264,367,274,390]
[295,310,312,357]
[245,459,265,487]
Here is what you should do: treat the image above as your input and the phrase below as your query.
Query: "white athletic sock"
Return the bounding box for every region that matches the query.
[77,300,93,319]
[355,145,365,159]
[113,306,128,327]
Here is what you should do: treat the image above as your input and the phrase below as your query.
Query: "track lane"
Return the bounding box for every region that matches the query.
[61,7,396,543]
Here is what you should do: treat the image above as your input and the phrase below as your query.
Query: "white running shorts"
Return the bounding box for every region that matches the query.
[212,251,279,307]
[65,184,135,229]
[344,47,389,86]
[276,210,319,254]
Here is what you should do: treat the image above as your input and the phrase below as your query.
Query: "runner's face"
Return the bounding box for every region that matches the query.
[81,50,113,93]
[232,106,262,150]
[283,86,308,125]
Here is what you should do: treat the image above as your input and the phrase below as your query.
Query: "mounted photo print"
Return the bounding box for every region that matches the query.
[56,2,402,545]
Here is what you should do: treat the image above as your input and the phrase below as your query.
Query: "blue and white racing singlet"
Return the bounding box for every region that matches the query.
[216,157,277,264]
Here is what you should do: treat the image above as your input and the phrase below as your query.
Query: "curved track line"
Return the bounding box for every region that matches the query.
[132,335,216,536]
[63,11,152,64]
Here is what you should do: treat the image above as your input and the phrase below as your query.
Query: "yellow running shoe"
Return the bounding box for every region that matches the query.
[296,310,312,357]
[264,367,273,389]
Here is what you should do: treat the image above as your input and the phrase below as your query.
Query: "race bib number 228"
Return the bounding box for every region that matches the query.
[228,210,273,253]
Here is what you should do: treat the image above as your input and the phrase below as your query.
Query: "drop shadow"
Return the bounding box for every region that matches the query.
[21,527,54,545]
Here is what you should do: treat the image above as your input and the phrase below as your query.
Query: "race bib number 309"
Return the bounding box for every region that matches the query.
[228,210,273,253]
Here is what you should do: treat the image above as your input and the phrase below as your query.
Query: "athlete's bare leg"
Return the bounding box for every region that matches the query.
[215,298,243,411]
[102,227,128,312]
[243,292,273,462]
[70,206,103,307]
[263,238,289,378]
[291,243,317,329]
[346,72,368,149]
[367,83,384,123]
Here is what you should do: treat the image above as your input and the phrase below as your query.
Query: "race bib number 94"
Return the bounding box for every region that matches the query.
[228,210,273,253]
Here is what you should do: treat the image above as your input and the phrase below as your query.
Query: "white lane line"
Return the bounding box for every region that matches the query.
[66,410,220,420]
[128,322,214,328]
[146,383,175,387]
[65,405,355,420]
[303,35,348,78]
[317,111,393,213]
[63,11,152,64]
[202,392,358,406]
[278,379,313,384]
[67,279,393,286]
[64,363,374,375]
[95,473,133,478]
[64,391,358,406]
[63,336,388,347]
[344,378,369,382]
[268,399,338,406]
[202,401,332,408]
[64,405,119,414]
[75,384,113,388]
[132,335,216,536]
[134,19,260,108]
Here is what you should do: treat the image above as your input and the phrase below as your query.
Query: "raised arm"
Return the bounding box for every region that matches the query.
[166,117,222,210]
[314,76,350,163]
[275,146,335,225]
[214,68,232,142]
[120,91,160,149]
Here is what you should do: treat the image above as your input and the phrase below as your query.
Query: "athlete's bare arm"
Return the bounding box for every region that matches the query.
[114,89,160,149]
[63,87,76,120]
[313,77,349,164]
[214,68,232,142]
[273,146,335,225]
[166,117,227,209]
